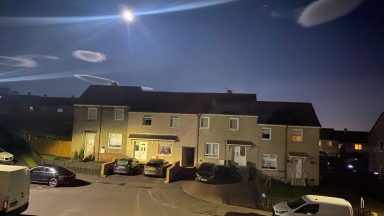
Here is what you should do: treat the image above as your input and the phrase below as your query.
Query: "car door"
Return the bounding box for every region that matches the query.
[41,167,55,182]
[30,167,44,182]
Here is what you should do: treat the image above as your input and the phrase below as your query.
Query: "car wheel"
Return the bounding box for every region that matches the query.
[49,178,58,187]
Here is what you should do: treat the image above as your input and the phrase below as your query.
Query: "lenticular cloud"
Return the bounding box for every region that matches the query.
[0,56,38,68]
[72,50,106,63]
[297,0,365,27]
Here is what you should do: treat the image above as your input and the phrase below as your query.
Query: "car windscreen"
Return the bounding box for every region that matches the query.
[287,197,306,209]
[146,161,163,167]
[197,164,215,176]
[116,159,130,166]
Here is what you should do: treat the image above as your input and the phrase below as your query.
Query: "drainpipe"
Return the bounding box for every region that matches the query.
[196,113,201,166]
[285,125,288,179]
[97,106,103,161]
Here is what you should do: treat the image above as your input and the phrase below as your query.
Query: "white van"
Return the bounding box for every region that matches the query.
[0,165,30,215]
[273,195,353,216]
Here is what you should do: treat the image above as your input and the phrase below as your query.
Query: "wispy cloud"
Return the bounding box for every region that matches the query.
[297,0,365,27]
[72,50,106,63]
[141,86,154,91]
[270,8,303,18]
[23,54,60,60]
[0,56,38,68]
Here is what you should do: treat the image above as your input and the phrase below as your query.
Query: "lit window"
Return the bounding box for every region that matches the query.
[338,144,343,149]
[292,129,303,142]
[88,108,97,120]
[261,128,272,140]
[29,106,34,111]
[159,142,172,156]
[229,118,239,130]
[328,141,332,147]
[170,116,180,128]
[205,143,219,158]
[142,115,152,126]
[354,144,362,151]
[200,117,210,129]
[115,108,124,120]
[57,107,63,113]
[108,133,122,149]
[261,154,277,170]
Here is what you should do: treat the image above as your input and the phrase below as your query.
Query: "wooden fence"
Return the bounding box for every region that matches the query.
[31,138,71,157]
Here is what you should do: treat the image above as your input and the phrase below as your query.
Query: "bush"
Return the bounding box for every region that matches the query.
[78,148,84,160]
[73,150,79,160]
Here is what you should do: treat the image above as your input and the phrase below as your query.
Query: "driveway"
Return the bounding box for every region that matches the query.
[24,173,271,216]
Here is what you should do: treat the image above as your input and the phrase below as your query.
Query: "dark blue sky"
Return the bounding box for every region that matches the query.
[0,0,383,131]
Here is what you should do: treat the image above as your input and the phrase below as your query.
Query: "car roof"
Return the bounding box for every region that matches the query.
[147,159,165,163]
[38,164,65,169]
[303,195,351,206]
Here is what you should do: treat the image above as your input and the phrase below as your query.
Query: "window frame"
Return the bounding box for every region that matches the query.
[114,108,124,121]
[205,142,219,158]
[142,114,152,127]
[170,116,181,128]
[57,107,64,113]
[261,127,272,141]
[158,142,173,156]
[108,133,123,149]
[229,118,239,131]
[292,129,303,142]
[87,107,97,120]
[261,153,277,170]
[200,117,210,129]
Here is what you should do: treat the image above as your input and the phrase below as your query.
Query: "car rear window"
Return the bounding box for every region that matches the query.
[287,197,306,209]
[146,160,163,167]
[117,159,130,166]
[197,163,215,175]
[55,166,73,175]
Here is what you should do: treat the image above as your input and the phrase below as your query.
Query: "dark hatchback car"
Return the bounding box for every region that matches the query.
[143,159,170,177]
[196,162,219,183]
[30,164,76,187]
[113,157,140,175]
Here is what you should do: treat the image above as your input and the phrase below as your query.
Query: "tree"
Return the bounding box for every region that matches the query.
[0,86,19,97]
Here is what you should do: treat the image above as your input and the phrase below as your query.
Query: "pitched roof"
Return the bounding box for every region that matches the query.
[320,128,369,143]
[253,101,321,127]
[1,95,76,106]
[77,85,257,114]
[370,112,384,133]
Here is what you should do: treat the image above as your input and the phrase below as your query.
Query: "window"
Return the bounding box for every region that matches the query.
[261,128,272,140]
[380,142,383,151]
[200,117,210,129]
[328,141,332,147]
[142,115,152,126]
[88,107,97,120]
[295,204,319,214]
[292,129,303,142]
[205,143,219,158]
[115,108,124,120]
[57,107,63,113]
[159,142,172,155]
[355,144,362,151]
[229,118,239,130]
[108,133,122,149]
[261,154,277,170]
[170,116,180,128]
[29,106,34,111]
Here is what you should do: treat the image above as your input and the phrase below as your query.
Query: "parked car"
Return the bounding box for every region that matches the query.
[273,195,353,216]
[143,159,170,177]
[0,147,14,164]
[29,164,76,187]
[113,157,140,175]
[195,162,218,183]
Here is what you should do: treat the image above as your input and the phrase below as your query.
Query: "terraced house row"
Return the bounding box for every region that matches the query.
[71,85,321,186]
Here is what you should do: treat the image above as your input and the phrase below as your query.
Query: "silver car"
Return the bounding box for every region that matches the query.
[143,159,170,177]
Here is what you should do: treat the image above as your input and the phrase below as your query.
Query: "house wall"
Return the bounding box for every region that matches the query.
[126,112,198,164]
[197,114,258,165]
[286,126,320,186]
[369,114,384,173]
[319,139,339,154]
[71,105,129,161]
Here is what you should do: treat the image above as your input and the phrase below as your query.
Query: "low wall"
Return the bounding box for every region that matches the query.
[164,161,181,184]
[43,159,101,176]
[100,161,114,177]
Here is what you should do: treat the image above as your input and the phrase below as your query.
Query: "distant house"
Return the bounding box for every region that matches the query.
[319,128,369,155]
[368,112,384,174]
[71,85,321,186]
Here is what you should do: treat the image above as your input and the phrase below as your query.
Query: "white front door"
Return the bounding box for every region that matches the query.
[234,146,247,166]
[84,133,96,157]
[134,141,147,161]
[294,158,303,178]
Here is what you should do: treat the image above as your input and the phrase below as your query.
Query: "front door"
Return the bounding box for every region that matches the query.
[294,158,303,178]
[84,133,96,158]
[234,146,246,166]
[134,141,147,161]
[182,147,195,167]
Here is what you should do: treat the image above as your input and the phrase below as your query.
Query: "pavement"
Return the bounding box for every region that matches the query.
[81,174,271,216]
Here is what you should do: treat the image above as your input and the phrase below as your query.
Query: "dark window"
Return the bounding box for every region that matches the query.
[142,115,152,126]
[380,142,383,151]
[287,197,306,209]
[295,204,319,214]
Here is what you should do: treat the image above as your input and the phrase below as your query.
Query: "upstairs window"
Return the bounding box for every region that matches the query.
[170,116,180,128]
[142,115,152,126]
[57,107,63,113]
[115,108,124,121]
[355,144,362,151]
[229,118,239,130]
[200,117,210,129]
[261,128,272,140]
[292,129,303,142]
[88,108,97,120]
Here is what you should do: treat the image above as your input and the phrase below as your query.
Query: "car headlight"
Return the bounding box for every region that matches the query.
[276,210,288,214]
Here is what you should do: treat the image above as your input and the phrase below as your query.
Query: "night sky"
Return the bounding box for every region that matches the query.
[0,0,383,131]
